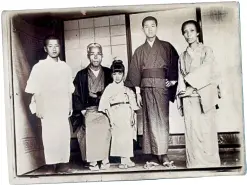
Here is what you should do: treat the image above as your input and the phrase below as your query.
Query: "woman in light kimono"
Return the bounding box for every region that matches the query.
[176,20,221,168]
[98,60,140,169]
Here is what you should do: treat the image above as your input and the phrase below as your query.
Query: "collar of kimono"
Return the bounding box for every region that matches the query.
[112,81,124,86]
[88,66,103,79]
[147,39,155,47]
[45,55,62,63]
[144,36,160,48]
[89,66,102,77]
[111,81,125,95]
[87,65,102,71]
[186,42,203,54]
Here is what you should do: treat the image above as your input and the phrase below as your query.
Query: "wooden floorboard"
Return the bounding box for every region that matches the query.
[24,150,242,176]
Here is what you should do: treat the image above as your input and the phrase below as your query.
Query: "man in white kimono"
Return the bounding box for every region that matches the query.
[25,35,75,172]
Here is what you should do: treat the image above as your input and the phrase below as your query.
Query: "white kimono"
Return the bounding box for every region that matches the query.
[98,82,139,158]
[25,56,75,165]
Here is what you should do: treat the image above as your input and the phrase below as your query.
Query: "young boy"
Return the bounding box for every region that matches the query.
[25,35,75,172]
[98,60,140,169]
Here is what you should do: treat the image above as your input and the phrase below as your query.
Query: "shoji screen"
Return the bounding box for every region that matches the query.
[64,15,128,79]
[201,5,242,132]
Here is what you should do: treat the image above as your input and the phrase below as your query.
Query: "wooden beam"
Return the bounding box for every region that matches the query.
[125,14,132,64]
[196,7,204,43]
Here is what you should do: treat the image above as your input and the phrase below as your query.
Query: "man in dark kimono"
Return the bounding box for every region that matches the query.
[125,16,179,168]
[70,43,112,171]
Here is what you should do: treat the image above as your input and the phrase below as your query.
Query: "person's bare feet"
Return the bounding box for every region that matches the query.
[55,163,72,173]
[162,155,176,168]
[162,154,170,164]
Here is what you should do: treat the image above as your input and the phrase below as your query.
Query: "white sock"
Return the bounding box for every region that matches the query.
[102,158,109,165]
[90,161,97,166]
[121,157,131,164]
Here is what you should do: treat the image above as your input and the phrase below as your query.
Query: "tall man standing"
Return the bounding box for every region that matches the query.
[70,43,113,171]
[125,16,179,168]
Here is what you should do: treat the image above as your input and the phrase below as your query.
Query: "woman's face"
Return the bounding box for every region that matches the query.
[183,23,199,44]
[112,72,124,84]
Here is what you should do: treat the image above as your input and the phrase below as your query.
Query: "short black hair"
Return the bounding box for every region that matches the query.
[43,35,60,47]
[142,16,158,27]
[181,20,201,35]
[110,60,125,74]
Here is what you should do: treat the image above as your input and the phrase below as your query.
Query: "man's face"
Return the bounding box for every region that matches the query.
[142,20,157,38]
[44,39,60,58]
[88,47,103,67]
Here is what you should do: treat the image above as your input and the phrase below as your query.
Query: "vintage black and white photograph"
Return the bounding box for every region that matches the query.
[1,1,246,185]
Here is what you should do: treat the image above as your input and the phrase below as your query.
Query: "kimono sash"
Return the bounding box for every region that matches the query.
[142,68,168,79]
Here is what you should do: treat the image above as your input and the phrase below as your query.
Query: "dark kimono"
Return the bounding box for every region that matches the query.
[125,37,179,155]
[70,66,112,162]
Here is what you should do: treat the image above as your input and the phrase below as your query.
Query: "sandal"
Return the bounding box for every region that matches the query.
[119,162,135,169]
[163,161,176,169]
[89,164,100,171]
[143,161,159,169]
[119,164,128,169]
[100,163,110,170]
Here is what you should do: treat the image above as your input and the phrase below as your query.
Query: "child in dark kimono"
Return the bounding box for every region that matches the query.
[98,60,140,169]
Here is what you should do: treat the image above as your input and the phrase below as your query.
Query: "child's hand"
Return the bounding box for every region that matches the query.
[68,110,73,117]
[108,117,114,127]
[131,121,135,127]
[131,112,136,126]
[110,121,115,127]
[36,112,44,119]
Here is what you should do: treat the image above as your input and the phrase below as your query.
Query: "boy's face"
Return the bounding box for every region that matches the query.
[112,72,124,84]
[142,20,157,39]
[44,39,60,58]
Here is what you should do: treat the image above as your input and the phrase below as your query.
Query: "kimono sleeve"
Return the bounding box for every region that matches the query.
[70,72,84,133]
[98,85,111,113]
[125,49,142,88]
[204,46,220,85]
[168,43,179,81]
[167,43,179,102]
[67,65,75,94]
[177,55,186,94]
[25,64,40,94]
[176,56,186,116]
[184,46,216,89]
[126,87,139,111]
[72,72,84,111]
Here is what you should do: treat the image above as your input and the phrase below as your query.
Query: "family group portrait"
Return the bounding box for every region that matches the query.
[1,1,246,184]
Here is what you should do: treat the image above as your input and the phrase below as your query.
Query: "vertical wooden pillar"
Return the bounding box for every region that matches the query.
[196,7,204,43]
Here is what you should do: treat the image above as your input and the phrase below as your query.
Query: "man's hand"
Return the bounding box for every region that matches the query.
[81,110,87,116]
[131,112,136,126]
[136,93,142,107]
[36,112,44,119]
[165,79,176,87]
